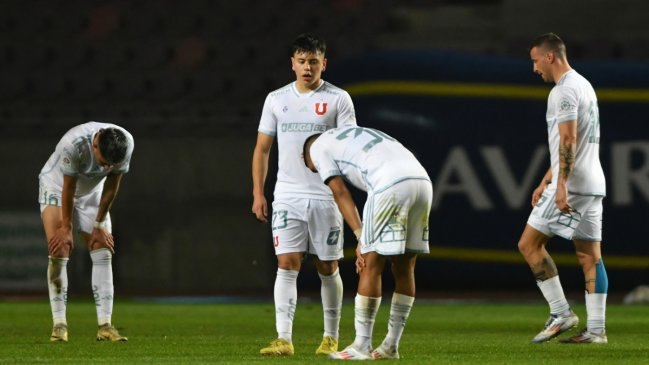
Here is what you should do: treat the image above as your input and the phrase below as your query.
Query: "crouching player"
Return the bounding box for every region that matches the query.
[39,122,133,342]
[303,126,432,360]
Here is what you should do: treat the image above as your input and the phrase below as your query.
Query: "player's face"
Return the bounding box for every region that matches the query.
[291,50,327,92]
[530,46,553,83]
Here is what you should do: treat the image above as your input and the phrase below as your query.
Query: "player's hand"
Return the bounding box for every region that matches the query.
[90,228,115,254]
[48,226,74,256]
[555,185,572,214]
[355,244,365,274]
[252,195,268,223]
[531,183,547,207]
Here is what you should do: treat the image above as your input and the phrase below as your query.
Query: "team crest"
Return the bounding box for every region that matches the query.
[315,103,328,115]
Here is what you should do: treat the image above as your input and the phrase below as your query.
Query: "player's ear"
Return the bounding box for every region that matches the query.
[322,57,327,71]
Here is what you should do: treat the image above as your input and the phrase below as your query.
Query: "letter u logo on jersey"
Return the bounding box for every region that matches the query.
[315,103,328,115]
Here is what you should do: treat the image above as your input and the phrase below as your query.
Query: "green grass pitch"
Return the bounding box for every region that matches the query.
[1,299,648,364]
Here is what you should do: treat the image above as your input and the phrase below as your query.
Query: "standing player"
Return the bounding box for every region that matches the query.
[303,127,432,360]
[251,33,357,356]
[518,33,608,344]
[40,122,133,342]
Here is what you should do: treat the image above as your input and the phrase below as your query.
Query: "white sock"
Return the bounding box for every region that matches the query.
[274,268,298,342]
[585,291,607,333]
[352,294,381,351]
[537,276,571,315]
[319,268,343,340]
[48,256,69,325]
[90,248,114,326]
[380,293,414,350]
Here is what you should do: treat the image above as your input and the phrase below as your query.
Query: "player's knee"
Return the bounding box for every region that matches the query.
[315,259,338,275]
[517,239,534,257]
[49,244,71,258]
[277,253,302,271]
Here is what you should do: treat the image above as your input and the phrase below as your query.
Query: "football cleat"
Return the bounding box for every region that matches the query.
[315,335,338,355]
[260,338,294,356]
[50,323,68,342]
[560,328,608,344]
[531,311,579,343]
[328,345,372,360]
[372,344,400,359]
[96,324,128,342]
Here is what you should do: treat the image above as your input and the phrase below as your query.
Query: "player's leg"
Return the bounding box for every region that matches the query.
[77,192,127,341]
[313,257,342,354]
[309,199,344,355]
[373,180,430,359]
[329,252,384,360]
[559,240,608,344]
[372,253,417,360]
[260,199,307,356]
[41,204,70,342]
[561,198,607,343]
[522,187,583,342]
[519,224,577,342]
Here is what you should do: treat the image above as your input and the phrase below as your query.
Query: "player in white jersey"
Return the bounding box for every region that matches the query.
[39,122,133,342]
[519,33,608,344]
[303,127,432,360]
[252,33,357,356]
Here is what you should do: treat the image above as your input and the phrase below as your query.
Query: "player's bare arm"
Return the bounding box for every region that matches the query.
[90,173,123,253]
[326,176,365,273]
[49,175,77,256]
[251,132,273,223]
[556,121,577,213]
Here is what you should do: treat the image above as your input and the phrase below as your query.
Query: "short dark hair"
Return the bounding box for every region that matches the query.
[303,133,322,167]
[98,128,129,164]
[530,33,567,59]
[292,33,326,56]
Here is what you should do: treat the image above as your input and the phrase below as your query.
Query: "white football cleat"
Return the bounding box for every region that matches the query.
[328,345,372,360]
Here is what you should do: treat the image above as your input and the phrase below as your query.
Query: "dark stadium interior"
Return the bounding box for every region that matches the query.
[1,0,648,300]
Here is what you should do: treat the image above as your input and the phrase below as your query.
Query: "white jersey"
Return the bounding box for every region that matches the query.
[39,122,135,197]
[546,70,605,196]
[258,80,357,200]
[310,126,430,193]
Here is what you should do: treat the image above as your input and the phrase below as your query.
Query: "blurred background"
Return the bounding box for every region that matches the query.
[1,0,648,300]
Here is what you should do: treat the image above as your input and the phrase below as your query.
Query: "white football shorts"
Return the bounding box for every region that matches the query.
[39,181,112,234]
[271,197,344,260]
[360,179,432,256]
[527,185,603,241]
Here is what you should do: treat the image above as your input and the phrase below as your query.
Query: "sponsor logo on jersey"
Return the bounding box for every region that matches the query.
[280,123,328,133]
[282,105,288,113]
[274,235,280,247]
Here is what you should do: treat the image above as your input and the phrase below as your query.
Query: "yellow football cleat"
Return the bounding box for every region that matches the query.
[260,338,294,356]
[315,336,338,355]
[96,324,128,342]
[50,323,68,342]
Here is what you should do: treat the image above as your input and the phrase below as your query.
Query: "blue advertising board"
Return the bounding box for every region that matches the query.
[327,50,649,291]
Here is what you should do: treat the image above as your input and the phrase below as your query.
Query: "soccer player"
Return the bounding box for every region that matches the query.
[251,33,357,356]
[518,33,608,344]
[303,127,432,360]
[39,122,133,342]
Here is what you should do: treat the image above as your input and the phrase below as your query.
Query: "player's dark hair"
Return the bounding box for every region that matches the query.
[292,33,326,56]
[303,133,322,167]
[98,128,129,164]
[530,33,567,59]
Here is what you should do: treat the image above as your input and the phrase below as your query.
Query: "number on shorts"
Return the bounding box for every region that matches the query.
[272,210,288,230]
